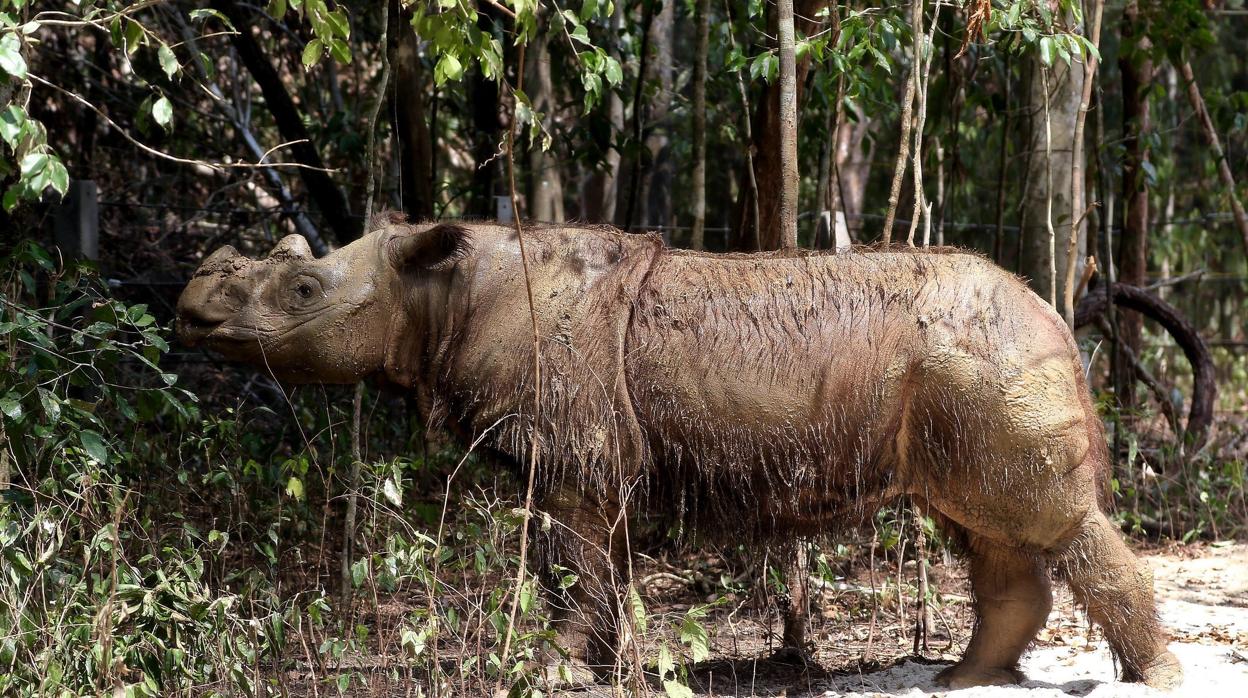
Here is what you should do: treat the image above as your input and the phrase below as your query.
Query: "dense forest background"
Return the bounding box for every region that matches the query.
[2,0,1247,696]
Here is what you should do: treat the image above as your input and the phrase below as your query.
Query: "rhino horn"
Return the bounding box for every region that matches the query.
[203,244,243,265]
[268,234,313,261]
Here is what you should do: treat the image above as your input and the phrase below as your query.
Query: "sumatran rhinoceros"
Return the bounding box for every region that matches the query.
[176,216,1182,690]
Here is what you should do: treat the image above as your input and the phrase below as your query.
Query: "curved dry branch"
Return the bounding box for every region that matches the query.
[1075,283,1216,452]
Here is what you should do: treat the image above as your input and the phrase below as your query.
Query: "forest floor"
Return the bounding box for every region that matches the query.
[669,541,1248,697]
[302,540,1248,696]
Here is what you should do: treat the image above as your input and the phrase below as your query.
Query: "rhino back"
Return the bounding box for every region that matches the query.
[623,248,1083,532]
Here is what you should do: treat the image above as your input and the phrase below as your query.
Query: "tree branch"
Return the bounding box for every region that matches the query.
[210,0,361,244]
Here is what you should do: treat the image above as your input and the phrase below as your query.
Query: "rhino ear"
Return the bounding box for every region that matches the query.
[386,224,472,271]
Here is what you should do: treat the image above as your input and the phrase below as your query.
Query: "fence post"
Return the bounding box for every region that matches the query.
[52,180,99,262]
[495,195,514,225]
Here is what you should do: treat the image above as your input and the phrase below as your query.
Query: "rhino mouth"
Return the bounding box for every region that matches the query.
[177,315,262,351]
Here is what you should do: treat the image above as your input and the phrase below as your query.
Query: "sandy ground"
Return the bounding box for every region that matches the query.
[813,543,1248,697]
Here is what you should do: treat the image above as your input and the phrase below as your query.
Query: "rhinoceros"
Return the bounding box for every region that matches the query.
[176,216,1181,689]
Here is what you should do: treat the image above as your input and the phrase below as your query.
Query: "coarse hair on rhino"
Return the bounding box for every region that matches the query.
[176,214,1182,690]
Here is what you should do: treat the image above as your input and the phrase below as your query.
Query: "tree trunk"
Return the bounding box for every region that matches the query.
[584,5,626,224]
[392,0,434,219]
[640,0,675,238]
[1020,38,1085,306]
[527,24,565,222]
[775,0,799,249]
[689,0,710,250]
[834,111,874,240]
[1116,0,1153,407]
[736,0,828,250]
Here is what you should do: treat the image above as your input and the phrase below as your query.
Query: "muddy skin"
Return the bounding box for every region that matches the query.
[176,216,1183,690]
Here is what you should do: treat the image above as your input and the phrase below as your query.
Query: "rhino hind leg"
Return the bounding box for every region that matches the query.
[1053,509,1183,690]
[934,536,1052,689]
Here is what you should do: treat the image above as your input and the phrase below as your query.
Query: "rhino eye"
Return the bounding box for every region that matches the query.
[286,275,323,308]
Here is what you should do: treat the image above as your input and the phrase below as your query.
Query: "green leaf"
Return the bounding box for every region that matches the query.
[328,38,351,65]
[325,9,350,39]
[603,56,622,85]
[37,387,60,423]
[47,159,68,196]
[158,43,178,78]
[0,394,21,421]
[151,96,173,128]
[628,584,647,633]
[123,18,144,55]
[19,152,47,177]
[0,105,26,147]
[1038,35,1054,66]
[188,8,232,29]
[434,53,462,84]
[79,430,109,464]
[679,615,710,662]
[301,38,322,68]
[0,33,26,79]
[285,476,305,500]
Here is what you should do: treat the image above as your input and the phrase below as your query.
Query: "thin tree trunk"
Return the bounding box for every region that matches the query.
[738,0,828,250]
[835,107,873,241]
[588,2,625,224]
[1117,0,1153,408]
[641,0,675,238]
[1064,0,1102,327]
[724,0,759,249]
[882,0,920,245]
[623,0,658,232]
[1021,26,1084,304]
[392,0,435,219]
[690,0,710,250]
[1180,59,1248,259]
[776,0,799,248]
[907,1,941,247]
[993,53,1013,264]
[527,24,565,222]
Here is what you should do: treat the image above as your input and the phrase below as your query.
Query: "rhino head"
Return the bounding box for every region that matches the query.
[176,222,471,383]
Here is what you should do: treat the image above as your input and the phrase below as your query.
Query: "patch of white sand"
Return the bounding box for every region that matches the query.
[820,544,1248,697]
[820,643,1247,697]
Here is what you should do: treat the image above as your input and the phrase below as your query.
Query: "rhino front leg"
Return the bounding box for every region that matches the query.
[935,536,1052,689]
[534,486,628,681]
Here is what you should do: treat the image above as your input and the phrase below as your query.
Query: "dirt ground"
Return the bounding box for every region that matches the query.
[289,541,1247,696]
[674,542,1248,697]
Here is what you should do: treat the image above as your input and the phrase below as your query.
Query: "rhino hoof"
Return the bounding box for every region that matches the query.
[933,663,1024,689]
[1129,651,1184,691]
